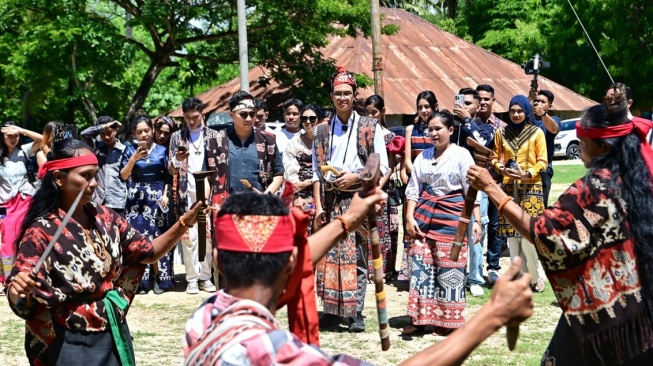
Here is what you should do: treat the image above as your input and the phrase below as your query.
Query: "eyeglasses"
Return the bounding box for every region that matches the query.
[300,116,318,124]
[333,91,353,99]
[237,111,257,119]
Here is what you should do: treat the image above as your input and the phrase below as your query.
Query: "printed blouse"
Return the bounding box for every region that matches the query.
[7,203,153,363]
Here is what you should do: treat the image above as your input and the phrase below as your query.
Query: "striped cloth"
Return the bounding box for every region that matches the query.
[185,294,372,366]
[413,188,466,243]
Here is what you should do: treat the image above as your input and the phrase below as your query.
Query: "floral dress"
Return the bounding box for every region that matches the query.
[120,143,173,290]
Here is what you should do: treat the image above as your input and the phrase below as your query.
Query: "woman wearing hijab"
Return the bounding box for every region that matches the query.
[491,95,548,292]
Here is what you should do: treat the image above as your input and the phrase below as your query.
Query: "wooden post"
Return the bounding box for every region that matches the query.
[370,0,383,97]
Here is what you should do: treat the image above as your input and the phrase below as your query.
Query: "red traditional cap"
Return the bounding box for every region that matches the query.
[215,214,294,253]
[332,66,357,88]
[213,182,319,346]
[386,135,406,154]
[37,154,99,180]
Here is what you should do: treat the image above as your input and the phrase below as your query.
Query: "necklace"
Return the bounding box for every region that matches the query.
[81,225,110,273]
[328,113,357,167]
[145,143,155,164]
[190,130,203,155]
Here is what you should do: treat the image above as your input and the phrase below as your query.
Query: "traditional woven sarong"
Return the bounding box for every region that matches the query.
[407,190,468,328]
[315,191,364,317]
[498,181,545,238]
[0,194,31,283]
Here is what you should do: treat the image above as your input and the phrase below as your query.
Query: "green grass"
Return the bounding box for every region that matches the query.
[551,163,587,185]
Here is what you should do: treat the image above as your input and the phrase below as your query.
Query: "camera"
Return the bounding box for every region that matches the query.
[521,54,550,75]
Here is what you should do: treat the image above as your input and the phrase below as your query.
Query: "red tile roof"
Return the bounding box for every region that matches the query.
[169,8,595,117]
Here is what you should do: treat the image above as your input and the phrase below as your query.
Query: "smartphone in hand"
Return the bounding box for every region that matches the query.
[177,145,188,153]
[454,94,465,106]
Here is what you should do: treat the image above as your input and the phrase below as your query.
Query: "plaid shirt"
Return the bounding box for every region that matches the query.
[483,114,506,131]
[184,291,373,366]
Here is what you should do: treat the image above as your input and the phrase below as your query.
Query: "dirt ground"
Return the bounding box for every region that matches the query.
[0,184,570,365]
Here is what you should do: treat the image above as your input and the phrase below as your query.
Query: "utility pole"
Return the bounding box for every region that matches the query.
[370,0,383,97]
[237,0,249,92]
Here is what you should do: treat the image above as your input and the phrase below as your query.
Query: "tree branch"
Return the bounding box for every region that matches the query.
[126,38,154,59]
[177,24,271,45]
[172,52,225,64]
[112,0,141,17]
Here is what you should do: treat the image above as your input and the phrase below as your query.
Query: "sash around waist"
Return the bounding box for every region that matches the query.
[413,189,465,242]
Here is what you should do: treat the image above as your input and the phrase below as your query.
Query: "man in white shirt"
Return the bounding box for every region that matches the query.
[275,98,303,154]
[169,97,219,295]
[312,66,389,332]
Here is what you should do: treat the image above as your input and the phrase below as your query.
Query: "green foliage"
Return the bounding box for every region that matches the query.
[455,0,652,108]
[0,0,375,130]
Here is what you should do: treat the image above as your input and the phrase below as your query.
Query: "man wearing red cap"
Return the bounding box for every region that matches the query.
[312,67,390,332]
[183,190,534,365]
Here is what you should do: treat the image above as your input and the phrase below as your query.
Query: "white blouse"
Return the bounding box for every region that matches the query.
[405,144,477,202]
[0,142,36,203]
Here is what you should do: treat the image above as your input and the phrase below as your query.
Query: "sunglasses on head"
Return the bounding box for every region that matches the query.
[300,116,318,123]
[237,111,257,119]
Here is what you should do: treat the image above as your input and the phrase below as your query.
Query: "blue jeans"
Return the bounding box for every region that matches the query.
[467,193,488,286]
[541,166,554,207]
[486,195,504,271]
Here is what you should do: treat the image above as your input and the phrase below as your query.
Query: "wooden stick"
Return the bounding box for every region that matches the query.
[449,137,492,262]
[191,171,215,259]
[359,153,390,351]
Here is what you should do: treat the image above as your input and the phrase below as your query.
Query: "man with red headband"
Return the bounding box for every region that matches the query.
[311,67,390,332]
[184,189,534,365]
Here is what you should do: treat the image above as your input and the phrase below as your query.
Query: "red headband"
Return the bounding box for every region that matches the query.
[576,117,653,178]
[332,66,357,88]
[213,182,319,346]
[215,214,294,253]
[37,154,99,180]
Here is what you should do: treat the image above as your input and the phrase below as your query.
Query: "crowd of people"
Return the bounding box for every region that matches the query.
[2,66,652,366]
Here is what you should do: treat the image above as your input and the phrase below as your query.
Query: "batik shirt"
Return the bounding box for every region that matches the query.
[184,290,373,366]
[7,203,153,364]
[531,169,653,364]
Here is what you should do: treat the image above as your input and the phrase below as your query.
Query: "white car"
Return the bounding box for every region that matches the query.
[554,118,580,160]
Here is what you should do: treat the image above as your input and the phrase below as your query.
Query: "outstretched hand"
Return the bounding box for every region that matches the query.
[341,187,387,231]
[466,165,500,193]
[181,200,207,227]
[490,257,534,327]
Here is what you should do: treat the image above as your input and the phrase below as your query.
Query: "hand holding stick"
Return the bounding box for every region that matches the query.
[449,137,493,262]
[359,153,390,351]
[191,171,215,259]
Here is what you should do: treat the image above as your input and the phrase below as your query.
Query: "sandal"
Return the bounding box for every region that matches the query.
[532,277,545,293]
[400,324,426,336]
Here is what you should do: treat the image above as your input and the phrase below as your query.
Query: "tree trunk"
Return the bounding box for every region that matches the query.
[124,62,166,123]
[67,79,75,124]
[22,89,30,128]
[447,0,457,19]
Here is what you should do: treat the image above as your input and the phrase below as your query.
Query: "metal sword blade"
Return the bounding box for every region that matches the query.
[31,185,88,276]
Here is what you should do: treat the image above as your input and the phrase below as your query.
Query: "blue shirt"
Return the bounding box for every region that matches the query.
[227,129,284,193]
[120,144,172,184]
[533,116,561,169]
[80,125,127,209]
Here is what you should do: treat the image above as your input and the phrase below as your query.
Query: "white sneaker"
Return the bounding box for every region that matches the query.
[199,280,217,293]
[186,281,199,295]
[470,284,484,297]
